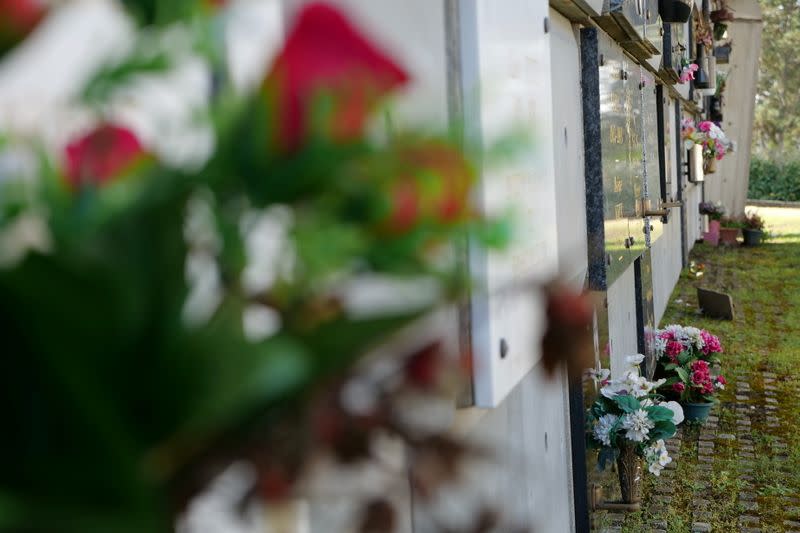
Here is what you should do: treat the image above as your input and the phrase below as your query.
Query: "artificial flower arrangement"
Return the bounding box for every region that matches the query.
[682,118,733,162]
[679,61,699,84]
[699,201,726,221]
[586,355,684,478]
[655,325,726,420]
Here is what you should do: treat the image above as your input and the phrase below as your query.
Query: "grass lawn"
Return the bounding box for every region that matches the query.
[606,206,800,532]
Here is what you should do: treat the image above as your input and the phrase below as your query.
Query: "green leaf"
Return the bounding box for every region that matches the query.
[614,394,641,413]
[649,420,677,441]
[646,405,675,422]
[678,351,692,365]
[663,363,678,371]
[675,366,690,383]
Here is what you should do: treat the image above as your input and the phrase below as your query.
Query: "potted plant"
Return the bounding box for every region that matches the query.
[586,356,684,503]
[711,0,735,40]
[699,201,725,245]
[655,326,726,423]
[742,212,766,246]
[719,216,744,245]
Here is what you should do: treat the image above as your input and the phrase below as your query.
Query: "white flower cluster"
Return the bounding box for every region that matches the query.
[621,409,654,442]
[655,324,705,355]
[644,439,672,476]
[589,354,684,450]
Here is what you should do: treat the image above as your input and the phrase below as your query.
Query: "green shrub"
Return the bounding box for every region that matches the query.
[749,157,800,201]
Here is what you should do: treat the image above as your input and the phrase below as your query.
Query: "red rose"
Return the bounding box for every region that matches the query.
[0,0,47,57]
[263,2,409,152]
[672,382,686,393]
[65,124,146,189]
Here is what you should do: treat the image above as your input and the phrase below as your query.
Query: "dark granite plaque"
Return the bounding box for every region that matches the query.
[635,250,657,378]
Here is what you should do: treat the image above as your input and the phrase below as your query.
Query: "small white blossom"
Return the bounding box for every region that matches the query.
[621,409,654,442]
[625,354,645,367]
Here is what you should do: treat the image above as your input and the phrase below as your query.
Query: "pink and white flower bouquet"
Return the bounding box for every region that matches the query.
[586,355,684,476]
[655,325,727,403]
[681,119,733,162]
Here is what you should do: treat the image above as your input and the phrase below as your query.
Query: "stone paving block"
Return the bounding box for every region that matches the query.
[739,529,761,533]
[652,520,668,529]
[740,500,759,511]
[785,520,800,528]
[718,433,736,440]
[739,492,757,501]
[739,515,760,525]
[606,513,625,525]
[692,522,712,532]
[698,441,715,448]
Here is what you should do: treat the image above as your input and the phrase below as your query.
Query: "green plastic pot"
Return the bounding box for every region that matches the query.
[682,402,714,423]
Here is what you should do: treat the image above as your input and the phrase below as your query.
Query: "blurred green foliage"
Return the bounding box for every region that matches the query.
[748,157,800,201]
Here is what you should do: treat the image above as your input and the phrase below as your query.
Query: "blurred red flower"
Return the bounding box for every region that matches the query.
[0,0,47,56]
[65,124,146,189]
[263,2,409,152]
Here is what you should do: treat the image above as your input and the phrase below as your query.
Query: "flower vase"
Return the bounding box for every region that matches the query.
[682,402,714,423]
[704,219,720,246]
[703,157,717,174]
[616,442,642,504]
[719,227,740,246]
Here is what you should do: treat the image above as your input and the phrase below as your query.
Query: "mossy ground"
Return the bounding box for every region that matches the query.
[599,206,800,532]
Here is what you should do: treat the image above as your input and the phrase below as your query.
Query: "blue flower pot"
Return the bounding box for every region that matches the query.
[682,402,714,423]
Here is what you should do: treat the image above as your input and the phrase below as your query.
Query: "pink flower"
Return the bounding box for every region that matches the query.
[698,121,713,133]
[666,341,683,357]
[672,382,686,393]
[716,375,727,385]
[659,331,675,341]
[700,331,722,354]
[691,360,710,372]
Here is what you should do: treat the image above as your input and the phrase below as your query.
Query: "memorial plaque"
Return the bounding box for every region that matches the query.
[604,0,661,53]
[641,70,663,245]
[598,34,635,283]
[467,0,559,407]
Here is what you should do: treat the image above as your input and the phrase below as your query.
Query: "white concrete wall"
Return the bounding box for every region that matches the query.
[551,11,589,287]
[703,0,762,216]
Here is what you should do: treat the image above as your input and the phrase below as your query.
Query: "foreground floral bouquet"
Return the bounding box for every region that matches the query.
[655,325,726,400]
[586,355,684,478]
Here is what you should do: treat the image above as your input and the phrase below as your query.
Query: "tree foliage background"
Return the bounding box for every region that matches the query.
[752,0,800,158]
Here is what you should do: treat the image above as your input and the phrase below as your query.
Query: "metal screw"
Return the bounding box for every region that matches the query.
[606,253,612,266]
[543,16,549,33]
[500,338,509,359]
[624,238,631,249]
[599,54,605,66]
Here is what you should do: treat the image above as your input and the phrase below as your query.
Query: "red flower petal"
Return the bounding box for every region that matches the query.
[0,0,47,56]
[65,124,146,189]
[263,2,409,151]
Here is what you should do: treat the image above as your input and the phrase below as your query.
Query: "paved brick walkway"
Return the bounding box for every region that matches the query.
[593,369,800,531]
